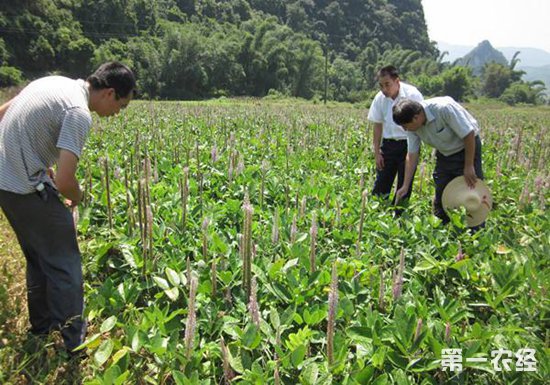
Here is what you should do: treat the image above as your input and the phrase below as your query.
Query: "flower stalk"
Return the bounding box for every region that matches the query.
[248,276,261,326]
[242,193,253,297]
[309,212,318,273]
[180,167,189,233]
[184,276,198,358]
[327,262,338,365]
[356,189,368,255]
[392,249,405,301]
[220,337,234,384]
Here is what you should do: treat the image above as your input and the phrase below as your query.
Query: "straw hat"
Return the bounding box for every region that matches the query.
[442,176,492,227]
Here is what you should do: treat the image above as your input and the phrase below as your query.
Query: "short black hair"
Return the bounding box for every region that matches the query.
[392,99,424,125]
[377,65,399,80]
[87,61,136,99]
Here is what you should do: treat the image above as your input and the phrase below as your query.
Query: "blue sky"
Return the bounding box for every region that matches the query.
[421,0,550,52]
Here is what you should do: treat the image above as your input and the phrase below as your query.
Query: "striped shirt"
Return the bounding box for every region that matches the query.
[407,96,480,156]
[0,76,91,194]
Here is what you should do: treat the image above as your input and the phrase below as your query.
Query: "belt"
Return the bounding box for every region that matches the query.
[383,138,407,142]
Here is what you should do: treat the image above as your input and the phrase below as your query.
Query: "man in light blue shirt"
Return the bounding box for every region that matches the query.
[392,97,484,226]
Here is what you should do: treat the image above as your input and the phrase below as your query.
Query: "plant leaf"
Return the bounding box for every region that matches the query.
[94,338,114,366]
[100,315,117,333]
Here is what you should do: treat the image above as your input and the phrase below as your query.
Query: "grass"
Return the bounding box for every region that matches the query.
[0,215,89,384]
[0,212,27,340]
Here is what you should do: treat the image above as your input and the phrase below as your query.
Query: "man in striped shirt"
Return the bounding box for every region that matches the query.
[0,62,135,355]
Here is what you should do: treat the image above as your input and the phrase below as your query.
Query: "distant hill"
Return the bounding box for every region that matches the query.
[498,47,550,67]
[437,42,550,67]
[455,40,508,75]
[437,41,550,95]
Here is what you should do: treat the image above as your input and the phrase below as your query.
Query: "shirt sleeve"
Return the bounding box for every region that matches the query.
[442,101,477,139]
[367,93,384,123]
[410,88,424,102]
[401,83,424,102]
[57,107,92,159]
[407,131,421,153]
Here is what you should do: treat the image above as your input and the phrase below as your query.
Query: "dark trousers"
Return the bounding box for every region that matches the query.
[0,185,85,351]
[372,139,414,204]
[433,136,484,224]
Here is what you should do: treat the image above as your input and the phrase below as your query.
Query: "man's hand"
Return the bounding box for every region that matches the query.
[65,197,81,208]
[46,167,55,182]
[463,165,477,188]
[394,186,409,205]
[394,151,418,206]
[375,151,385,170]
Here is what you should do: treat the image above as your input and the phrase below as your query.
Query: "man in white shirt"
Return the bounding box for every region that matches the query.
[0,62,135,355]
[392,97,484,227]
[367,66,423,207]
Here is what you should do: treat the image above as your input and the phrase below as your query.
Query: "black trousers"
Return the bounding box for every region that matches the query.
[372,139,414,204]
[0,184,86,351]
[433,136,484,223]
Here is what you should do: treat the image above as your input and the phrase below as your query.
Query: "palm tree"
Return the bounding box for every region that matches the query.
[509,51,525,82]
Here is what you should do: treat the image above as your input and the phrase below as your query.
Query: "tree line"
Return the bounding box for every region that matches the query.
[0,0,546,104]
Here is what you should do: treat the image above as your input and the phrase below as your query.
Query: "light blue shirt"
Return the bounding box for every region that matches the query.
[407,96,480,156]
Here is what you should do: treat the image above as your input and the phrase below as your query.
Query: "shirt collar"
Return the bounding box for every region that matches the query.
[421,101,436,124]
[397,83,406,99]
[77,79,90,105]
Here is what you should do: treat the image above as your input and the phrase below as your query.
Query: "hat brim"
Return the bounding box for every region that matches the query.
[442,176,492,227]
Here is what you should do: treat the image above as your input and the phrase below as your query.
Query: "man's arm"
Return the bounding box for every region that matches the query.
[0,99,13,122]
[56,149,83,207]
[395,152,419,203]
[373,122,384,170]
[462,131,477,188]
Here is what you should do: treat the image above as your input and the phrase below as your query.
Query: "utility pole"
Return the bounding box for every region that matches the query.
[324,43,328,104]
[314,22,328,105]
[324,38,328,105]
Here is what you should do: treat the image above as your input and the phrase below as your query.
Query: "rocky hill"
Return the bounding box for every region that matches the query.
[439,41,550,95]
[456,40,508,75]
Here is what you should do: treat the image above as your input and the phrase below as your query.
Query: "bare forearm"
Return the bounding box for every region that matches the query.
[57,175,82,204]
[463,131,475,169]
[56,149,82,205]
[373,123,383,154]
[403,152,419,188]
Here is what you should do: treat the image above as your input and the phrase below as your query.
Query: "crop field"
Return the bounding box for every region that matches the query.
[0,100,548,384]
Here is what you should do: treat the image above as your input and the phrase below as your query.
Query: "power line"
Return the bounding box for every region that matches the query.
[0,10,159,28]
[0,26,146,39]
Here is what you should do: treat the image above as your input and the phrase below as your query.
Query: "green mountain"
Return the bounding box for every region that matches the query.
[456,40,508,76]
[0,0,436,100]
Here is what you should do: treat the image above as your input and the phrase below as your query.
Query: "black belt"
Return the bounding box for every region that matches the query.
[383,138,407,142]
